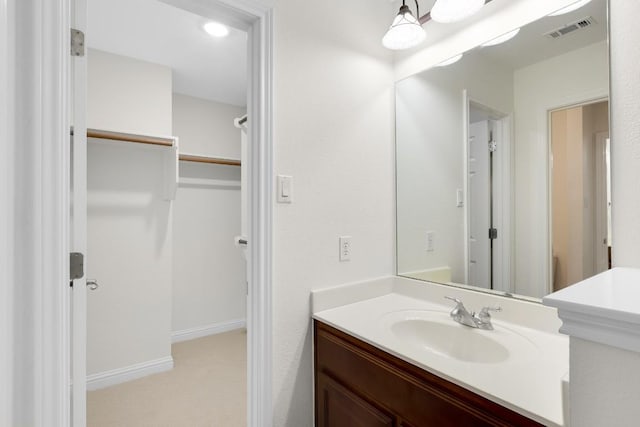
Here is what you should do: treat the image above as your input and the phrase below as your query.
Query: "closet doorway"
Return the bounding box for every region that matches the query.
[69,0,273,425]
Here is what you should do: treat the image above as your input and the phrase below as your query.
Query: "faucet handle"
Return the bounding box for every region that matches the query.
[478,306,502,317]
[445,296,469,315]
[444,296,462,305]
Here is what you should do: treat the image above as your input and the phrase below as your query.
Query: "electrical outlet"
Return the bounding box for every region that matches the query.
[339,236,352,261]
[426,231,435,252]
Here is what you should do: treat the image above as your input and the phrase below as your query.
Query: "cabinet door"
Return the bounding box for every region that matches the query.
[317,373,395,427]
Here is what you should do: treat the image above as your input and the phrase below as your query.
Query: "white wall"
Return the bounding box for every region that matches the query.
[611,0,640,267]
[172,93,245,159]
[87,51,174,375]
[271,0,395,425]
[396,51,513,283]
[171,94,246,336]
[87,49,172,135]
[567,0,640,424]
[570,337,640,426]
[513,41,609,298]
[87,141,173,375]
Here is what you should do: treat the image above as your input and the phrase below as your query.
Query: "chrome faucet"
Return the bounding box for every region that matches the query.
[444,296,501,330]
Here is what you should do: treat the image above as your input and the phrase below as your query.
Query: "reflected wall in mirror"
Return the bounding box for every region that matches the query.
[396,0,609,300]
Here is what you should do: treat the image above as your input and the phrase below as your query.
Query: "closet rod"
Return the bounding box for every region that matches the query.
[87,128,174,147]
[179,154,241,166]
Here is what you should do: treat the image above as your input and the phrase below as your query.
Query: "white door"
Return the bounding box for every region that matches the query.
[468,121,491,289]
[70,0,88,425]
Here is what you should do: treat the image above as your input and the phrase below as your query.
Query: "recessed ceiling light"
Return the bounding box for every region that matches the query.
[481,28,521,47]
[548,0,593,17]
[437,53,463,67]
[204,22,229,38]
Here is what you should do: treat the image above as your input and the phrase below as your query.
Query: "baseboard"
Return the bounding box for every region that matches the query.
[171,318,246,343]
[87,356,174,391]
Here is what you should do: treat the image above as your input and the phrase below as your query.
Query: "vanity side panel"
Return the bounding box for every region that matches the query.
[314,321,543,427]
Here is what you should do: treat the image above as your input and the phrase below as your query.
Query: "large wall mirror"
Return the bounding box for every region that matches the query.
[396,0,610,300]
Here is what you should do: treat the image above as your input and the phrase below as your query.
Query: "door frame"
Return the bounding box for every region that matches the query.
[594,131,610,273]
[0,0,274,425]
[464,93,512,294]
[547,96,608,294]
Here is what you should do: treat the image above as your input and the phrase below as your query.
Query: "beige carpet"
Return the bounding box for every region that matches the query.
[87,329,247,427]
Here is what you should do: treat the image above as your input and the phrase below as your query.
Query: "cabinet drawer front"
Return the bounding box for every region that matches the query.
[314,321,542,427]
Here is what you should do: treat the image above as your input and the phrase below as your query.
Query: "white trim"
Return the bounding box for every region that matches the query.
[4,0,72,425]
[86,357,174,391]
[246,8,274,427]
[0,0,14,423]
[172,319,247,343]
[71,0,88,424]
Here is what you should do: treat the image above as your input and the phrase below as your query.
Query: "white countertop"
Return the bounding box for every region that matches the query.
[543,267,640,353]
[312,276,569,426]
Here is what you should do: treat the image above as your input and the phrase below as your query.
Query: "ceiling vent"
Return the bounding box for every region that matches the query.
[544,16,596,39]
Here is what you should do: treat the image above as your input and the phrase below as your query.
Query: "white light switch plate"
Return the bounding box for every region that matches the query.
[277,175,293,203]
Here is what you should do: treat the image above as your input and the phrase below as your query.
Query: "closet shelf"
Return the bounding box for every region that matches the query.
[179,154,241,166]
[87,128,174,146]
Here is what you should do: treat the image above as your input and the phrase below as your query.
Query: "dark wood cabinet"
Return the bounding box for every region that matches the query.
[314,320,543,427]
[317,373,394,427]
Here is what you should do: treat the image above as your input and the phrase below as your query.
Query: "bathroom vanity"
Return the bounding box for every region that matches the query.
[315,320,542,426]
[312,277,568,426]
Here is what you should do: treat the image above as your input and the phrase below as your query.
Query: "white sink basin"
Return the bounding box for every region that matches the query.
[380,310,539,364]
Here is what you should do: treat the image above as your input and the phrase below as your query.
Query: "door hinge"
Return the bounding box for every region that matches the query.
[488,140,497,152]
[489,228,498,240]
[71,28,85,57]
[70,252,84,287]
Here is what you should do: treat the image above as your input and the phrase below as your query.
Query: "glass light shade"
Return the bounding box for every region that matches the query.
[431,0,485,24]
[437,53,463,67]
[481,28,520,47]
[203,22,229,38]
[548,0,593,16]
[382,7,426,50]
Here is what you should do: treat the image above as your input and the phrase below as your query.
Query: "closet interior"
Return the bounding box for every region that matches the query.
[83,0,249,424]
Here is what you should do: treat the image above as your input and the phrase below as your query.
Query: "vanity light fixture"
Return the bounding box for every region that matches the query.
[431,0,486,24]
[382,0,426,50]
[548,0,593,17]
[480,28,520,47]
[203,22,229,38]
[437,53,463,67]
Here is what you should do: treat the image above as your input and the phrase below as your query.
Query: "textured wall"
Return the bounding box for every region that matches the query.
[610,0,640,267]
[271,0,395,425]
[172,93,245,159]
[567,1,640,424]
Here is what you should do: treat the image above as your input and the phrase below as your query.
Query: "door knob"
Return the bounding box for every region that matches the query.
[87,279,99,290]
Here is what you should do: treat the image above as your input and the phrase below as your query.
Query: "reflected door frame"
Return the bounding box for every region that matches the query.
[464,92,513,294]
[547,96,609,293]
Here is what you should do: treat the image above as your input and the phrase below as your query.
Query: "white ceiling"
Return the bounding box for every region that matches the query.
[87,0,248,107]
